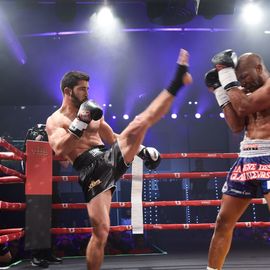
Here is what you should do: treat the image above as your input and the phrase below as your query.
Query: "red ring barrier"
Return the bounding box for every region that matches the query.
[0,176,24,184]
[0,198,267,211]
[0,164,25,180]
[0,138,25,159]
[0,152,22,161]
[2,220,270,242]
[160,153,238,159]
[0,229,24,245]
[0,139,268,249]
[0,172,229,184]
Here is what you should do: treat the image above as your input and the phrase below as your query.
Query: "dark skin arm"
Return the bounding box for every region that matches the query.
[208,86,245,133]
[223,102,246,133]
[227,78,270,116]
[216,62,270,117]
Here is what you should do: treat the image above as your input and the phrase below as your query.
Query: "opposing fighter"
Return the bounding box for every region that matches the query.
[205,49,270,270]
[46,48,192,270]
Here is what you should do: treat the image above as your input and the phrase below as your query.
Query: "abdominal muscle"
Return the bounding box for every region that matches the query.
[245,112,270,140]
[65,129,104,164]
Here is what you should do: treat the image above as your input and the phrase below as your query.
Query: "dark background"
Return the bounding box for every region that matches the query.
[1,0,270,255]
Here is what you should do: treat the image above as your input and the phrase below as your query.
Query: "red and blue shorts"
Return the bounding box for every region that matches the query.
[222,139,270,198]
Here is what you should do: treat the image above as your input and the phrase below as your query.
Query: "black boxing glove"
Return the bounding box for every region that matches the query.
[211,49,238,68]
[205,68,221,90]
[211,49,240,91]
[137,146,161,170]
[205,68,230,109]
[68,100,103,138]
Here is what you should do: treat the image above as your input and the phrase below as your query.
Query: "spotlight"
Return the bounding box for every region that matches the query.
[194,101,198,105]
[171,113,177,119]
[108,104,112,107]
[195,113,201,119]
[241,1,263,25]
[103,103,106,107]
[112,115,116,119]
[219,112,225,118]
[123,114,129,120]
[188,101,192,105]
[96,6,115,27]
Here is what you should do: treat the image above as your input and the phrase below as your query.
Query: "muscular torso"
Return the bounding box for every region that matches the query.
[48,108,113,163]
[245,109,270,139]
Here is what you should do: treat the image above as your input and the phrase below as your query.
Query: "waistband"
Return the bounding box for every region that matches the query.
[239,139,270,157]
[73,145,106,171]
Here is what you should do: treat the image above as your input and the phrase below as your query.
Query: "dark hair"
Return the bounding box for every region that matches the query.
[60,71,90,93]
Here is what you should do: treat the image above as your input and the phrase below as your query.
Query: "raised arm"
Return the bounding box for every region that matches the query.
[226,78,270,116]
[212,49,270,117]
[204,68,245,133]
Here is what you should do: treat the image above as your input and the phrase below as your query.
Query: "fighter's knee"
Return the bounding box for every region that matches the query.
[93,223,110,244]
[215,214,235,233]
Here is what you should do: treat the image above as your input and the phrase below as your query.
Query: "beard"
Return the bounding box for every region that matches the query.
[247,77,264,92]
[70,90,88,108]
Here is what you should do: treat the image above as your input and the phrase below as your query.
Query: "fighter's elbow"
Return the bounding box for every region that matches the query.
[236,108,248,118]
[55,145,71,158]
[229,124,245,133]
[227,122,245,133]
[50,142,66,157]
[54,148,64,157]
[230,126,244,134]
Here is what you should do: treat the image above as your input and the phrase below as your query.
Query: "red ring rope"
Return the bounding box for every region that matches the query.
[0,172,228,184]
[52,172,228,183]
[0,140,265,248]
[0,165,25,179]
[0,230,24,244]
[0,152,22,161]
[2,221,270,240]
[49,222,270,233]
[0,176,24,184]
[0,198,267,210]
[160,153,238,159]
[0,138,25,159]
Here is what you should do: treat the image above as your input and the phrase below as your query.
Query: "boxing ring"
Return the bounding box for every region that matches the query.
[1,137,270,269]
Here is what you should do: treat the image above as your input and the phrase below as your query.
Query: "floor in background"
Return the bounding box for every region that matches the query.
[6,246,270,270]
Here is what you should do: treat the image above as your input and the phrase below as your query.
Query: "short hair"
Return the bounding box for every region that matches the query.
[60,71,90,93]
[237,53,263,70]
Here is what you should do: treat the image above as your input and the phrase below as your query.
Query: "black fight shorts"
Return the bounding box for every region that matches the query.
[73,141,129,202]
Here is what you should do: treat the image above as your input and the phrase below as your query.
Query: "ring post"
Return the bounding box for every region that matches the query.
[25,140,52,250]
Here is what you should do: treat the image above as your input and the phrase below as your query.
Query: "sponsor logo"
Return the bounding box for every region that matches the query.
[222,182,228,193]
[230,162,270,181]
[243,144,258,151]
[88,179,101,191]
[31,147,49,156]
[89,148,102,157]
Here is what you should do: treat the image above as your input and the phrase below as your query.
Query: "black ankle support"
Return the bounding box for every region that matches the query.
[166,64,188,96]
